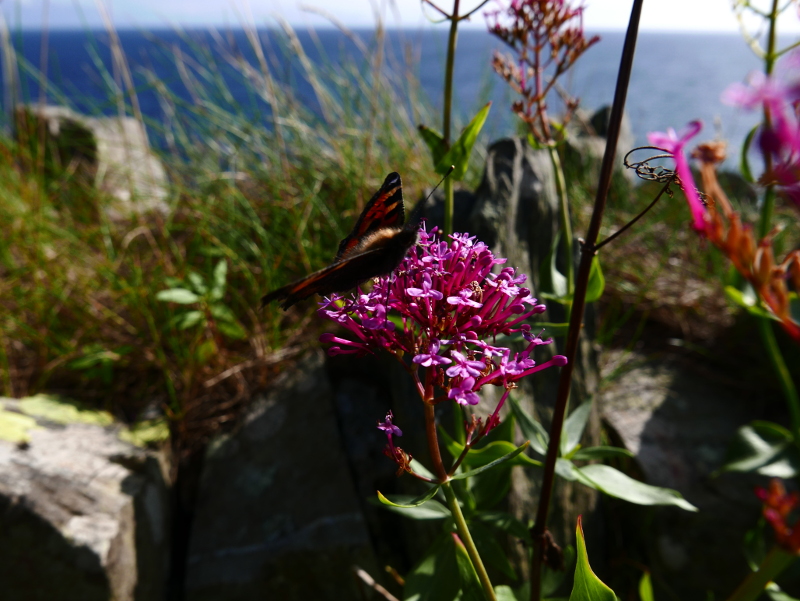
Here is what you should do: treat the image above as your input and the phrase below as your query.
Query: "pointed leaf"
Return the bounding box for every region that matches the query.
[453,534,485,601]
[718,421,800,478]
[569,516,617,601]
[639,572,654,601]
[462,440,542,469]
[561,402,592,456]
[540,232,568,299]
[410,459,439,481]
[217,319,247,340]
[370,496,451,520]
[578,464,697,511]
[470,521,517,580]
[403,534,460,601]
[210,259,228,301]
[187,271,208,295]
[585,257,605,303]
[378,485,440,509]
[418,124,447,166]
[725,285,780,321]
[171,310,205,330]
[436,103,491,180]
[508,394,549,456]
[494,586,519,601]
[450,442,530,480]
[570,446,634,461]
[555,458,598,487]
[740,125,758,183]
[156,288,201,304]
[475,511,533,546]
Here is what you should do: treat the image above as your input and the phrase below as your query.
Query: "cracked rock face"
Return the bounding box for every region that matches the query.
[0,397,170,601]
[185,352,380,601]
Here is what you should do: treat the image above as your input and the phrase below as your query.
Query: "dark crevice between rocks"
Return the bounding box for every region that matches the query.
[166,447,206,601]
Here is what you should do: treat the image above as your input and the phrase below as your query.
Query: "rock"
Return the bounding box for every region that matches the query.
[185,351,381,601]
[468,136,602,574]
[0,395,171,601]
[599,351,770,598]
[564,105,635,185]
[14,105,169,219]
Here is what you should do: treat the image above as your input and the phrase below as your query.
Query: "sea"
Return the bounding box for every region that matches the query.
[0,28,783,161]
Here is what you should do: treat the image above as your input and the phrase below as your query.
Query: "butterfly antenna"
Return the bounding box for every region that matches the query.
[406,165,455,229]
[424,165,455,205]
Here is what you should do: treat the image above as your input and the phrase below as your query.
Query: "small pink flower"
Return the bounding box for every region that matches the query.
[648,121,708,233]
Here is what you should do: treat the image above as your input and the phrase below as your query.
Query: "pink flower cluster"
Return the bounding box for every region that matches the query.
[319,226,566,431]
[722,51,800,208]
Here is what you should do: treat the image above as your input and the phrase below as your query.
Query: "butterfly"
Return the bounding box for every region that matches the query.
[261,172,421,310]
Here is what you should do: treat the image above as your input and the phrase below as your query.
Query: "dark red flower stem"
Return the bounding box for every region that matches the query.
[528,3,644,600]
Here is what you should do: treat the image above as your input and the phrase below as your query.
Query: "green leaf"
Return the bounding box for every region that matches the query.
[570,446,634,461]
[561,402,592,456]
[462,440,542,469]
[475,511,533,546]
[577,464,698,511]
[540,232,568,299]
[766,582,800,601]
[172,310,205,330]
[468,459,513,510]
[740,125,758,184]
[495,586,519,601]
[217,319,247,340]
[585,257,605,303]
[542,544,575,598]
[404,534,460,601]
[508,394,549,456]
[725,285,779,321]
[187,271,208,295]
[718,421,800,478]
[453,534,485,601]
[378,485,441,509]
[555,458,598,487]
[209,303,237,323]
[639,572,654,601]
[156,288,201,304]
[410,459,438,481]
[569,517,617,601]
[435,103,492,180]
[370,496,451,520]
[451,442,530,480]
[418,124,447,166]
[210,259,228,301]
[743,519,767,571]
[470,520,517,580]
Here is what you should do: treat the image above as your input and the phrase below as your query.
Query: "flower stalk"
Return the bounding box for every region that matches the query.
[528,2,644,597]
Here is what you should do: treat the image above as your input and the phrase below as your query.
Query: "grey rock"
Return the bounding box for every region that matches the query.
[600,351,767,598]
[0,397,170,601]
[186,351,380,601]
[15,105,169,219]
[468,136,602,574]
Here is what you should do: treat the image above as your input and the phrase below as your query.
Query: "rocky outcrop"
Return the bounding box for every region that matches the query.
[185,352,381,600]
[14,105,169,219]
[0,395,170,601]
[600,351,769,598]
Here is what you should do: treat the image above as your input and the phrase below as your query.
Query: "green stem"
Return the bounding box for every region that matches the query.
[442,0,460,235]
[725,546,796,601]
[548,146,573,292]
[444,483,497,601]
[759,319,800,439]
[758,0,779,239]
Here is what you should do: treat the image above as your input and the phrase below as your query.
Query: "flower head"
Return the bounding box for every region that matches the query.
[319,225,566,430]
[648,120,708,233]
[756,479,800,553]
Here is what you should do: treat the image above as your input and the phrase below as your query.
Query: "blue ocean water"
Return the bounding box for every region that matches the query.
[0,28,771,158]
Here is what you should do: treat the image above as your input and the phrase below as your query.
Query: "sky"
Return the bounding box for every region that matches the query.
[2,0,800,32]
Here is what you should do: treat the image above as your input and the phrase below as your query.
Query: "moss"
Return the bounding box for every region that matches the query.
[0,410,38,443]
[17,394,114,426]
[118,419,170,447]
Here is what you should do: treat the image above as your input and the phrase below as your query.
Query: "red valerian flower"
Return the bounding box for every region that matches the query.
[756,479,800,554]
[319,225,567,467]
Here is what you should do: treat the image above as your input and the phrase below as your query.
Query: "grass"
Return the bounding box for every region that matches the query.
[2,19,796,455]
[0,22,439,453]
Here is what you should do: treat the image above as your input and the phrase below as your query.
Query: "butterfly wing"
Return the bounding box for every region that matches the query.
[335,172,404,261]
[261,226,418,310]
